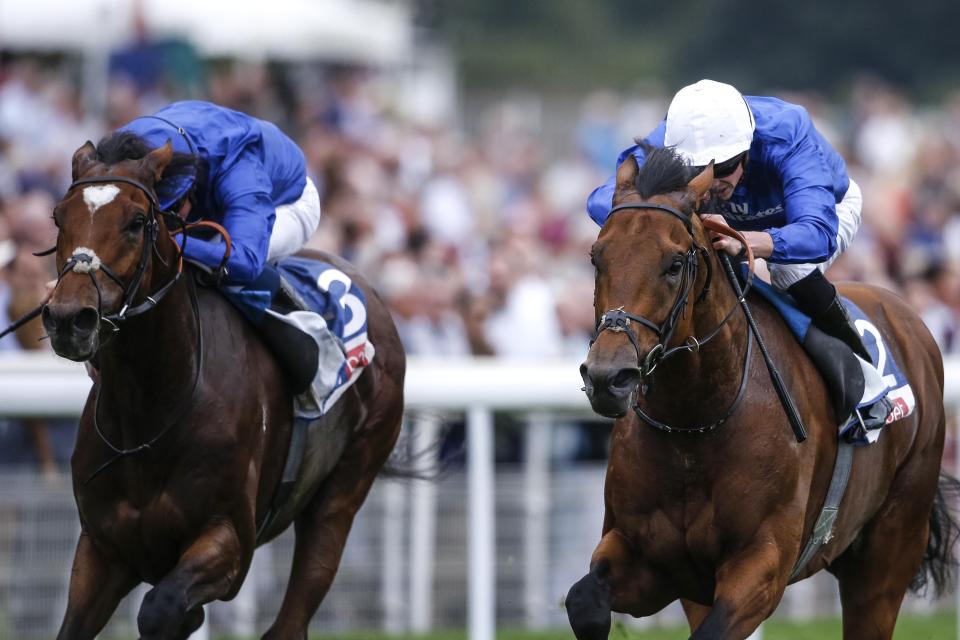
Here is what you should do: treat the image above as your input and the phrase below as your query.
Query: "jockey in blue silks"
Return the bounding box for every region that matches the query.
[119,100,320,285]
[112,101,339,408]
[588,79,872,364]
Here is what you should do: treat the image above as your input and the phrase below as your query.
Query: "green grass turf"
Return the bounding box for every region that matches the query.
[210,610,954,639]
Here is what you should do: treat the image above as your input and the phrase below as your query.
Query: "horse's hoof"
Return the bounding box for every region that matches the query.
[566,572,612,639]
[138,586,189,639]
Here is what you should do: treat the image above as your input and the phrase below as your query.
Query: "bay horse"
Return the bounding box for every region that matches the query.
[43,140,405,640]
[567,146,955,639]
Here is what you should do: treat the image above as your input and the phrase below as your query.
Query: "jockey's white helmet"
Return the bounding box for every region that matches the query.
[664,79,756,167]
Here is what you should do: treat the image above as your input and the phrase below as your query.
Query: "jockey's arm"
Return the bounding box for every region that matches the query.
[181,155,276,284]
[765,134,841,265]
[700,216,775,260]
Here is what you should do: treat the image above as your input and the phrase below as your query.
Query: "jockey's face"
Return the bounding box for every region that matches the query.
[710,162,745,202]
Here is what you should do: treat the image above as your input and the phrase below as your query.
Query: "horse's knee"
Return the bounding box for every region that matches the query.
[138,585,189,640]
[566,570,611,640]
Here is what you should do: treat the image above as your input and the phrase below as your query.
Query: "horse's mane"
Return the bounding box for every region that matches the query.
[634,142,695,202]
[94,131,205,207]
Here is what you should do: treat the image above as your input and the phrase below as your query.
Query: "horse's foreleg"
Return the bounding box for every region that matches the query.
[567,528,673,640]
[137,522,246,640]
[57,532,137,640]
[690,542,784,640]
[680,599,711,633]
[261,405,403,640]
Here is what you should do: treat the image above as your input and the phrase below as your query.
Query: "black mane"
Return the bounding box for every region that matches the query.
[94,131,204,207]
[634,142,695,200]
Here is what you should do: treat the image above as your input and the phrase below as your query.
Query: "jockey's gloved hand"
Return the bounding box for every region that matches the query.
[193,264,227,288]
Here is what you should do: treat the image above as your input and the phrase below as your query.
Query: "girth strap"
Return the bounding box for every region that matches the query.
[789,442,855,580]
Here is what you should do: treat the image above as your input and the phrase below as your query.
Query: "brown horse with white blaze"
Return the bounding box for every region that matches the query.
[45,140,405,640]
[567,146,955,639]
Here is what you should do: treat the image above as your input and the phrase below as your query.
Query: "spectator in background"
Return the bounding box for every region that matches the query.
[1,49,959,468]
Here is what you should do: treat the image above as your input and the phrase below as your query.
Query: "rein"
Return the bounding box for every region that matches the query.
[4,172,234,480]
[83,273,204,485]
[0,179,232,342]
[592,201,757,434]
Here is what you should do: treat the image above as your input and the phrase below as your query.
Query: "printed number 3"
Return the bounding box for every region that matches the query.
[317,269,366,338]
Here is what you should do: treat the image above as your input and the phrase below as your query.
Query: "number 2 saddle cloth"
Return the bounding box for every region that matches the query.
[221,256,375,421]
[747,273,915,445]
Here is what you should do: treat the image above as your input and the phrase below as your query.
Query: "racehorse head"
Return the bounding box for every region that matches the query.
[42,139,175,361]
[581,147,714,418]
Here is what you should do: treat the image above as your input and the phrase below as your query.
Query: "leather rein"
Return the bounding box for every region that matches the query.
[40,175,232,332]
[38,174,233,484]
[591,201,756,434]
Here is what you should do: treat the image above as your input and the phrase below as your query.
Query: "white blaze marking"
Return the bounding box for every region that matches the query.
[70,247,102,273]
[83,185,121,215]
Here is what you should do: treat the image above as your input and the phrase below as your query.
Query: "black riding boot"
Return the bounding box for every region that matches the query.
[788,270,873,363]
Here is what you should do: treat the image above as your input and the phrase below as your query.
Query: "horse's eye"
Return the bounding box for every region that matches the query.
[125,215,147,234]
[667,257,684,276]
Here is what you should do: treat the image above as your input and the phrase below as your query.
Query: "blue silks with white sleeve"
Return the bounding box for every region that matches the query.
[121,100,308,285]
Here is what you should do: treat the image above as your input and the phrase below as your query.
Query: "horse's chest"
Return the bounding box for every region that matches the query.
[80,494,190,580]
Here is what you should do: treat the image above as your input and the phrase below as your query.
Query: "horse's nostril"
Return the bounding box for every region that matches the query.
[611,368,641,390]
[41,305,56,330]
[72,308,100,334]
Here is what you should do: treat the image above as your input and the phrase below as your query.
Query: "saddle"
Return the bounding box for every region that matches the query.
[744,272,913,444]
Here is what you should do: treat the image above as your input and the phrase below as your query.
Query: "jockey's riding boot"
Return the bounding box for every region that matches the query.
[788,271,873,364]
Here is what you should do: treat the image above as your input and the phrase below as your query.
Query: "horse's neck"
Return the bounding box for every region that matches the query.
[641,277,749,427]
[96,277,199,428]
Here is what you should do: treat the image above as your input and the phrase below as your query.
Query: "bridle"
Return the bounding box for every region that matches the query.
[40,172,231,483]
[40,175,230,334]
[592,202,714,377]
[591,201,756,434]
[44,175,186,333]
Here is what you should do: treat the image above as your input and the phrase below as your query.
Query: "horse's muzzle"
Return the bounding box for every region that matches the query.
[580,361,641,418]
[42,303,100,361]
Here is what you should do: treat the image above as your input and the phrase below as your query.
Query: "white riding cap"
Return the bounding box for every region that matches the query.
[664,79,756,167]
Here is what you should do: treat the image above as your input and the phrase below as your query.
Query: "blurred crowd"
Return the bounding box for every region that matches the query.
[1,46,959,468]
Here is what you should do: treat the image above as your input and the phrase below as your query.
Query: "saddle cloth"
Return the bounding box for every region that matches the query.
[222,257,374,419]
[748,276,915,445]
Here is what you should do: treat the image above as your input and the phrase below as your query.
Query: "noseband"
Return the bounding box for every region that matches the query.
[592,202,714,376]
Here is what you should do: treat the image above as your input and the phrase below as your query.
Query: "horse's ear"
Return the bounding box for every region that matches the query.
[614,155,639,200]
[71,141,98,180]
[685,162,714,206]
[139,140,174,184]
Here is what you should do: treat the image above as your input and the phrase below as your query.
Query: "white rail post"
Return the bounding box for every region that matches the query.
[468,406,495,640]
[382,437,408,634]
[524,412,551,629]
[410,414,440,632]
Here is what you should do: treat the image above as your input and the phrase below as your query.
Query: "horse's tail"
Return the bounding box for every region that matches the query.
[380,413,460,482]
[911,472,960,597]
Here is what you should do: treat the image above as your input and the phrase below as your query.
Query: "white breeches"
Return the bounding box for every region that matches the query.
[768,179,862,290]
[267,177,321,261]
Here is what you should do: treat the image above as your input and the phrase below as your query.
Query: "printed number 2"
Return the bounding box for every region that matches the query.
[854,318,896,386]
[317,269,366,338]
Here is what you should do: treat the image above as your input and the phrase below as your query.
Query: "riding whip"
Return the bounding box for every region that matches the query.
[718,251,808,443]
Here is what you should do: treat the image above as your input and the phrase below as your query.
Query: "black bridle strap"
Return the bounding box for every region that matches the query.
[609,201,694,234]
[634,328,754,434]
[83,274,204,485]
[70,175,161,211]
[594,201,754,375]
[58,175,183,323]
